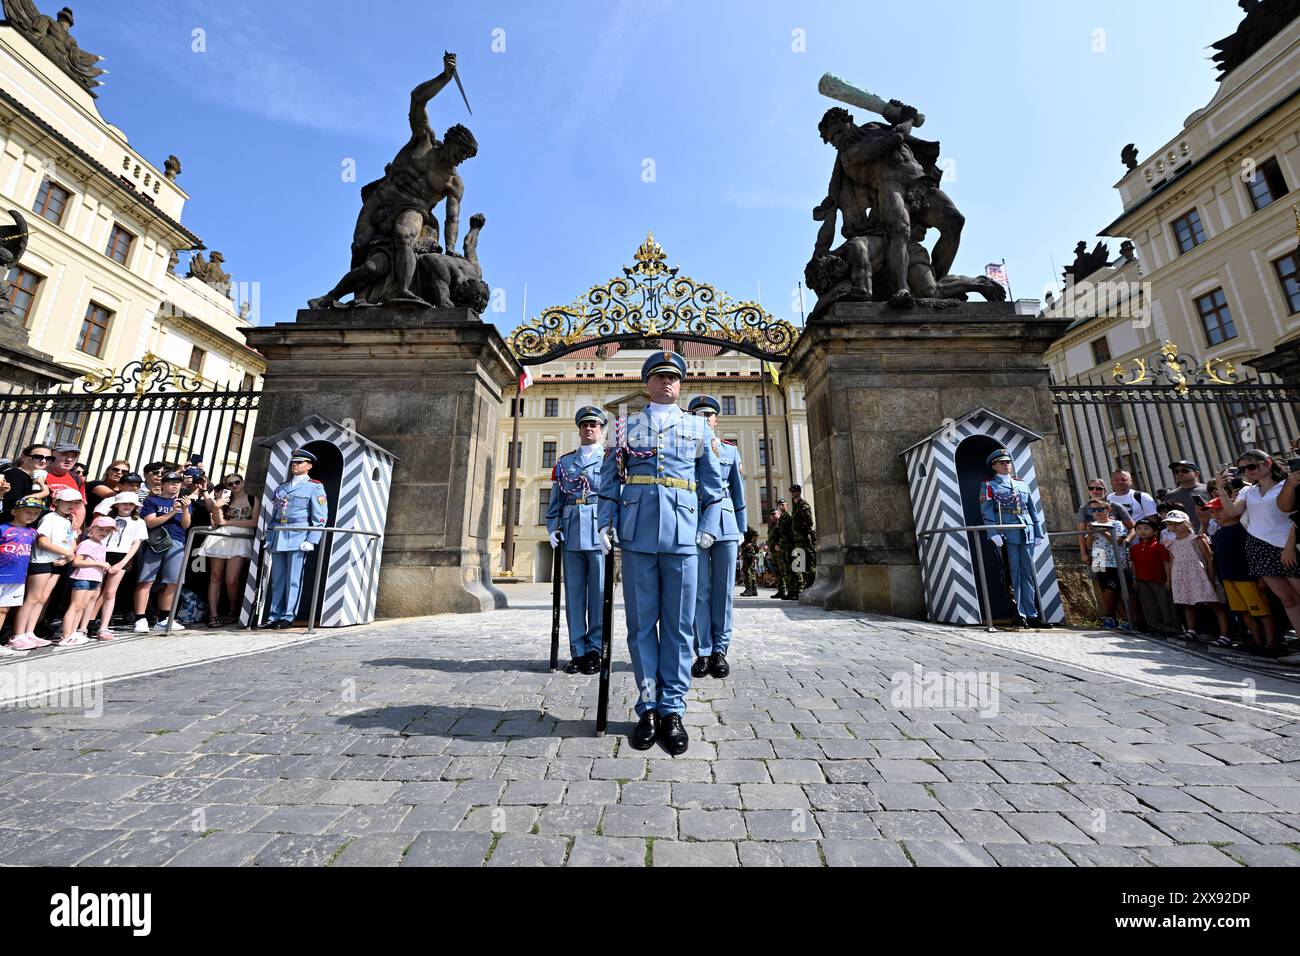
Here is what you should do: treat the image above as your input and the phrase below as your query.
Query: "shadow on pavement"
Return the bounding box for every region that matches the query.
[363,657,634,675]
[334,705,633,740]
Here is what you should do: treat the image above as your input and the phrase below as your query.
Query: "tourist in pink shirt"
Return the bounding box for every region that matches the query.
[58,517,114,646]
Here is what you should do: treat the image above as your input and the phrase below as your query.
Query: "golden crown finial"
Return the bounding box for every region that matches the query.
[632,232,669,277]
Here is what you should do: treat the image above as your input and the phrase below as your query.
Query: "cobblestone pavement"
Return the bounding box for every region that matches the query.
[1,584,1298,867]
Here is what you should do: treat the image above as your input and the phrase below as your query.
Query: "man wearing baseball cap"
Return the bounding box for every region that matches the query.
[44,443,85,531]
[1165,460,1208,532]
[597,351,726,754]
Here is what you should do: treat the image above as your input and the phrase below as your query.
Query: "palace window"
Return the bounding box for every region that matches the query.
[759,438,772,466]
[32,177,71,226]
[48,409,87,447]
[544,398,559,417]
[1171,209,1206,254]
[241,371,256,390]
[1245,157,1288,211]
[1090,336,1111,365]
[105,224,135,265]
[721,396,737,416]
[4,266,42,326]
[500,487,520,526]
[537,488,551,526]
[1273,252,1300,314]
[226,420,245,457]
[76,302,113,357]
[542,441,557,469]
[510,397,525,416]
[188,345,206,375]
[1194,288,1237,346]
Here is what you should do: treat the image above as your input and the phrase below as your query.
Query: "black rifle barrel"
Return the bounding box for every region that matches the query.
[549,540,563,672]
[596,547,615,736]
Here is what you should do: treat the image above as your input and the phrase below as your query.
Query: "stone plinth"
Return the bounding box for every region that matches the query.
[782,300,1074,617]
[0,316,79,395]
[243,306,519,616]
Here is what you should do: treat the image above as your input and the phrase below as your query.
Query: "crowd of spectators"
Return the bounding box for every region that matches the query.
[0,441,258,652]
[1077,449,1300,665]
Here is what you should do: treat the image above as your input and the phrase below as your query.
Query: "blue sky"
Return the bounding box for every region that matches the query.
[76,0,1245,334]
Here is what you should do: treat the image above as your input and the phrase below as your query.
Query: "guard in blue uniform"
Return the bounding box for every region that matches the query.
[265,448,329,628]
[687,394,746,680]
[598,351,726,755]
[979,448,1045,626]
[546,405,608,675]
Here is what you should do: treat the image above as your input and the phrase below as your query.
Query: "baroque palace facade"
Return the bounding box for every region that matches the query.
[491,234,811,582]
[1043,3,1300,492]
[0,4,262,473]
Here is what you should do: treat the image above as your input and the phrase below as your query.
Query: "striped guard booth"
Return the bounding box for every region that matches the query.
[239,415,396,628]
[900,407,1064,626]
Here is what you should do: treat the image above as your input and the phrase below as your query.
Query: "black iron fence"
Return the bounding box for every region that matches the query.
[1052,366,1299,506]
[0,357,259,475]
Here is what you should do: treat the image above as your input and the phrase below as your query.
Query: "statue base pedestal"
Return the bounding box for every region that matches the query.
[783,300,1074,617]
[0,317,80,394]
[244,306,519,617]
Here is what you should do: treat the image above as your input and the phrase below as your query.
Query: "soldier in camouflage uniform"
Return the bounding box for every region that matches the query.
[766,508,787,599]
[776,499,799,600]
[790,484,816,592]
[739,529,758,596]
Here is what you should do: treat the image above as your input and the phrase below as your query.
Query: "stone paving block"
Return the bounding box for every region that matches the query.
[819,760,880,784]
[79,830,200,866]
[620,782,672,805]
[716,740,777,760]
[402,802,471,832]
[985,843,1075,867]
[646,760,712,783]
[460,805,540,834]
[738,841,824,867]
[317,780,403,805]
[992,784,1090,813]
[739,784,810,810]
[1248,787,1300,814]
[870,782,941,811]
[872,759,945,784]
[591,758,647,781]
[538,804,603,836]
[563,780,619,805]
[743,809,822,840]
[566,835,646,867]
[653,840,739,867]
[487,834,568,867]
[1180,786,1277,813]
[941,810,1025,844]
[1211,812,1300,845]
[332,833,412,867]
[500,780,567,805]
[387,782,457,805]
[1144,812,1255,844]
[0,827,126,865]
[252,805,349,835]
[251,833,349,867]
[402,831,491,867]
[1061,844,1151,867]
[903,840,996,867]
[1220,844,1300,867]
[167,832,275,867]
[1124,785,1215,813]
[678,809,746,841]
[1141,844,1240,867]
[1061,811,1174,847]
[325,805,411,835]
[452,780,506,805]
[933,761,1004,783]
[671,783,741,809]
[814,811,884,840]
[821,839,910,867]
[999,812,1095,845]
[767,760,827,784]
[929,783,1012,812]
[817,740,878,760]
[872,811,961,843]
[803,783,881,812]
[601,805,677,838]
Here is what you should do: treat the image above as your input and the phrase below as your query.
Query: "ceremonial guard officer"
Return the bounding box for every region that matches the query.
[687,395,746,680]
[979,448,1045,626]
[776,499,799,599]
[739,529,759,596]
[598,351,725,755]
[790,484,816,592]
[265,449,329,628]
[546,405,608,675]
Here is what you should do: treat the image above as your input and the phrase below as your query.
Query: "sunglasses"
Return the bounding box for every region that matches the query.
[1239,461,1264,472]
[28,454,51,462]
[1172,467,1194,474]
[225,480,243,487]
[107,467,126,474]
[1087,486,1105,492]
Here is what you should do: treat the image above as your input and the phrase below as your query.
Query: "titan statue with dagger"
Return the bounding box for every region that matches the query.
[805,74,1006,318]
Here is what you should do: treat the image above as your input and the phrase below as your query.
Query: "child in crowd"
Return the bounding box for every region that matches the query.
[0,496,43,655]
[1163,510,1232,645]
[90,492,146,641]
[1128,518,1179,635]
[1085,500,1133,631]
[59,517,115,646]
[1207,496,1279,655]
[8,487,81,650]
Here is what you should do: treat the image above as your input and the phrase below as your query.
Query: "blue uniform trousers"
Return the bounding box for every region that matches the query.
[1003,540,1039,617]
[562,548,604,658]
[694,539,738,657]
[270,549,307,623]
[622,549,696,717]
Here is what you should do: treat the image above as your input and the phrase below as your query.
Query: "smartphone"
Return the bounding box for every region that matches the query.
[1191,494,1207,508]
[1289,458,1300,472]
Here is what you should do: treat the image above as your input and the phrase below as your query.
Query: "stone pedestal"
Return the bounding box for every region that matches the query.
[0,316,79,395]
[243,307,519,616]
[783,300,1074,616]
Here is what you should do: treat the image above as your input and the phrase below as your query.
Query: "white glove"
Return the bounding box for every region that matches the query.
[299,542,315,552]
[549,530,562,548]
[599,526,617,555]
[989,534,1004,548]
[697,532,715,549]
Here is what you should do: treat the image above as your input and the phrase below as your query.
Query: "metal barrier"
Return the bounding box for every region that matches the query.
[161,525,381,636]
[916,523,1131,632]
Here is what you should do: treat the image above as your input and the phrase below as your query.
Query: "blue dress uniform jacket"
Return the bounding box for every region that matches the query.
[545,447,605,658]
[695,439,745,657]
[979,473,1043,618]
[598,406,727,716]
[266,477,329,625]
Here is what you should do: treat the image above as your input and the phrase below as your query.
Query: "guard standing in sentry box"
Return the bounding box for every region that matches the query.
[264,449,329,629]
[598,351,726,755]
[687,394,746,680]
[546,405,608,675]
[979,447,1045,627]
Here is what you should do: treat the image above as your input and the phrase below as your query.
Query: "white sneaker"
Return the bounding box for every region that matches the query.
[55,632,87,646]
[133,618,151,634]
[0,644,28,656]
[154,619,185,632]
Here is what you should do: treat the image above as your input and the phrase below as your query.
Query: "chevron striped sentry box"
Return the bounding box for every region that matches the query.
[240,415,397,628]
[900,407,1064,626]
